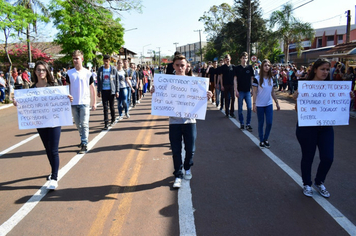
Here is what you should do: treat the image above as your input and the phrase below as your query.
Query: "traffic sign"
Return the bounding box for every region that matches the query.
[251,56,257,62]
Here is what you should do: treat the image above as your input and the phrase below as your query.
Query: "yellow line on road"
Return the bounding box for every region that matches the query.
[87,117,157,236]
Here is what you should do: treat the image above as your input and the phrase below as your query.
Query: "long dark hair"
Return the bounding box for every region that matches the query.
[32,61,55,85]
[307,58,331,81]
[258,59,273,87]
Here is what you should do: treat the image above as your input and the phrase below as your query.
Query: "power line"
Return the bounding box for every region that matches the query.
[310,14,343,24]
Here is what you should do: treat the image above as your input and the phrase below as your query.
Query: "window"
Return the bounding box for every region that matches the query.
[338,35,343,40]
[317,38,322,48]
[327,36,334,41]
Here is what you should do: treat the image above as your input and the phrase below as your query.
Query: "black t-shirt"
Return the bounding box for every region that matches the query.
[219,64,235,86]
[207,67,216,83]
[166,63,174,75]
[235,65,254,92]
[201,68,207,77]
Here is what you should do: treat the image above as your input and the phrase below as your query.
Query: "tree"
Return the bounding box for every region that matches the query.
[0,0,38,74]
[14,0,49,63]
[199,3,235,41]
[256,30,283,63]
[269,3,314,64]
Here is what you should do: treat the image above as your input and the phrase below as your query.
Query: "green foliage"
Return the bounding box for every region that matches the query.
[256,30,283,63]
[50,0,125,64]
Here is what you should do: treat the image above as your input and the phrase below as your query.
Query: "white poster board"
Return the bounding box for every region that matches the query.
[14,86,73,130]
[297,81,351,126]
[151,74,209,120]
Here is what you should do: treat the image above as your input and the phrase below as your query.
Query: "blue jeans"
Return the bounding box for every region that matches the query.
[0,87,5,102]
[37,127,61,180]
[169,123,197,179]
[72,104,90,145]
[127,87,132,107]
[215,87,221,107]
[257,105,273,142]
[296,125,334,186]
[238,91,252,125]
[117,88,128,116]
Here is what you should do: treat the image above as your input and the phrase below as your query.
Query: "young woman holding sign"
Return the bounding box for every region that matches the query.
[151,55,212,188]
[14,61,73,190]
[294,59,354,198]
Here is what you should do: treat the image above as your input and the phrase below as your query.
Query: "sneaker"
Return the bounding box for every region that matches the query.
[246,125,253,132]
[125,114,130,119]
[225,113,229,118]
[240,124,245,130]
[264,140,270,149]
[314,183,330,198]
[103,124,108,130]
[77,142,82,148]
[173,178,182,188]
[78,145,87,154]
[230,114,236,118]
[47,179,58,190]
[184,169,192,180]
[137,100,140,104]
[303,185,313,197]
[118,116,123,121]
[47,174,52,180]
[259,141,265,148]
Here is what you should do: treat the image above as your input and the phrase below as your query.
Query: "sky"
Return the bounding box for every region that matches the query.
[2,0,356,58]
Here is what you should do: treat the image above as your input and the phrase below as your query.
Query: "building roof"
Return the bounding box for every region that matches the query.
[315,24,356,37]
[319,41,356,59]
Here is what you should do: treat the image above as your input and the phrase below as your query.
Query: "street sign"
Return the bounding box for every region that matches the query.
[251,56,257,62]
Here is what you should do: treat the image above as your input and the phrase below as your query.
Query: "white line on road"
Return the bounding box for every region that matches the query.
[227,112,356,236]
[0,134,39,157]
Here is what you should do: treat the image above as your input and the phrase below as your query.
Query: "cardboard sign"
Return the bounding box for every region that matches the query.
[151,74,209,120]
[15,86,73,129]
[297,81,351,126]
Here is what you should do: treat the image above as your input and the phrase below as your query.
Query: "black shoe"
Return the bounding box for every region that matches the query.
[225,114,229,118]
[230,114,236,118]
[259,141,265,148]
[77,142,82,148]
[103,124,108,130]
[240,124,245,129]
[246,125,253,132]
[78,145,87,154]
[264,140,270,149]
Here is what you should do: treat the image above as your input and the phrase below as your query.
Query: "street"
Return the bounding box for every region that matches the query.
[0,92,355,236]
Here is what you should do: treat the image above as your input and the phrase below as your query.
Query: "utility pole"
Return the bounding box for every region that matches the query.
[173,42,179,52]
[194,30,203,63]
[346,10,351,43]
[247,0,251,64]
[157,47,161,67]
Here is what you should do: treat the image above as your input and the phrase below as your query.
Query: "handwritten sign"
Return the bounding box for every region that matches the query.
[297,81,351,126]
[14,86,73,130]
[151,74,209,120]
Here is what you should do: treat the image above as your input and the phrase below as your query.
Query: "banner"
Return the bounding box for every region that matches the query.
[151,74,209,120]
[15,86,73,130]
[297,81,351,126]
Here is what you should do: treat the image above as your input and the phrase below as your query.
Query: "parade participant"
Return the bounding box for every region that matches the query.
[165,51,181,74]
[137,64,144,103]
[97,54,119,129]
[123,58,135,107]
[186,62,193,76]
[14,61,73,190]
[128,62,138,107]
[252,59,280,148]
[116,59,129,119]
[219,54,236,118]
[215,59,224,109]
[207,61,217,104]
[0,71,6,103]
[66,50,97,154]
[151,54,212,188]
[294,58,355,198]
[235,52,254,130]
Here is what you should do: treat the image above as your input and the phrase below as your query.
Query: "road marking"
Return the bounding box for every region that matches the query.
[178,144,196,236]
[88,118,155,236]
[0,134,39,157]
[0,104,13,110]
[225,110,356,236]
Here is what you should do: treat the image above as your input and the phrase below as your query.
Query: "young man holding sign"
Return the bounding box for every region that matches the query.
[151,55,212,188]
[66,50,97,154]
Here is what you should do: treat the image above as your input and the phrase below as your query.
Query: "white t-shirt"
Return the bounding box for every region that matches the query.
[118,69,128,88]
[67,68,93,105]
[252,75,273,107]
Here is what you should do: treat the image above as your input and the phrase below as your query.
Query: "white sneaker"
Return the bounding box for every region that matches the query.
[314,183,330,198]
[125,114,130,119]
[303,185,313,197]
[47,179,58,190]
[184,169,192,180]
[173,178,182,188]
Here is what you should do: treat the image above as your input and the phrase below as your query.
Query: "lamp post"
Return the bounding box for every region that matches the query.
[173,42,179,52]
[157,47,161,67]
[142,44,151,64]
[194,30,202,63]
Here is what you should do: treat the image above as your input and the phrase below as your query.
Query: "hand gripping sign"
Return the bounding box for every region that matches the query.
[151,74,209,120]
[15,86,73,129]
[297,81,351,126]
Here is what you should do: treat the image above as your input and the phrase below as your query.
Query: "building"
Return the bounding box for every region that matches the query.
[176,41,207,65]
[281,24,356,66]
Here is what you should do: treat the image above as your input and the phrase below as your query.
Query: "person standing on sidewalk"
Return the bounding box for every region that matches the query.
[151,55,212,188]
[66,50,97,154]
[252,59,280,148]
[14,61,73,189]
[97,54,119,130]
[219,54,236,118]
[235,52,254,131]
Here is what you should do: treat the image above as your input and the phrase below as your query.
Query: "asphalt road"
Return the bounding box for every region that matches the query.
[0,91,355,236]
